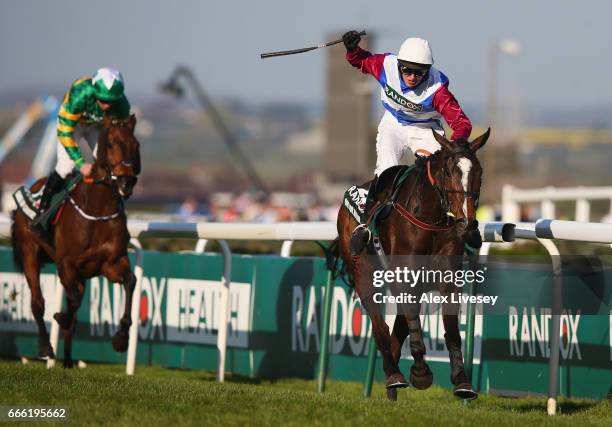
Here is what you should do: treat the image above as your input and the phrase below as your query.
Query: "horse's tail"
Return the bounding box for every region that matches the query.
[326,237,355,289]
[10,210,24,271]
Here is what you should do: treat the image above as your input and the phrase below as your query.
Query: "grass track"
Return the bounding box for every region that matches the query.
[0,359,610,427]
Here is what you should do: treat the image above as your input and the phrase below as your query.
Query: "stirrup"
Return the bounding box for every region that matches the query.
[352,224,371,240]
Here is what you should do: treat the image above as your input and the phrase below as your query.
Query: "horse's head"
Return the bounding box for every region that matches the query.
[431,128,490,247]
[97,114,141,198]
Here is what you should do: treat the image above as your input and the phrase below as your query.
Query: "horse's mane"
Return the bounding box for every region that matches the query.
[95,128,110,169]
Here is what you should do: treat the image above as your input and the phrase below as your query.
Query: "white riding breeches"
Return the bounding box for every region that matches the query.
[374,111,445,176]
[55,123,100,178]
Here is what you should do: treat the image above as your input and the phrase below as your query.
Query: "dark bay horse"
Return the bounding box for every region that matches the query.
[336,129,489,400]
[11,115,141,367]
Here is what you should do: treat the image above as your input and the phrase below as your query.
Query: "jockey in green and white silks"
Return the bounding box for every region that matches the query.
[56,68,130,177]
[34,67,131,222]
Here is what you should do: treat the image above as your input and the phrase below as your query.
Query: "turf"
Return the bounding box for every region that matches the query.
[0,359,610,426]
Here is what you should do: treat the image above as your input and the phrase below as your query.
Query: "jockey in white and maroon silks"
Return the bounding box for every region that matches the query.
[341,31,472,252]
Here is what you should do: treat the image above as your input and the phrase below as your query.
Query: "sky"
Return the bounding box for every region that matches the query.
[1,0,611,110]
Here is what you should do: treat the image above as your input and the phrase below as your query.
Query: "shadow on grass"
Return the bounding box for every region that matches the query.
[158,367,264,385]
[490,397,601,416]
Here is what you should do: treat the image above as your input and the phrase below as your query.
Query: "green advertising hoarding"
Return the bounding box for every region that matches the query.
[1,247,610,398]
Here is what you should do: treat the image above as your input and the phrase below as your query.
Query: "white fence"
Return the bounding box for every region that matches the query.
[502,184,612,222]
[1,216,611,415]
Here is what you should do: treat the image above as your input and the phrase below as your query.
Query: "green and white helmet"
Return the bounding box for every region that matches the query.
[92,67,125,102]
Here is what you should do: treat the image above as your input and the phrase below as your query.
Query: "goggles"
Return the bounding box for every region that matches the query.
[400,66,428,77]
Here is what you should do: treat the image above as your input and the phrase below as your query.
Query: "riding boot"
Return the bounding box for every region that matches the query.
[31,171,65,230]
[349,176,378,256]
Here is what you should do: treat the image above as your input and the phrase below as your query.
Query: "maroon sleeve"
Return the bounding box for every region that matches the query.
[346,47,386,81]
[432,83,472,140]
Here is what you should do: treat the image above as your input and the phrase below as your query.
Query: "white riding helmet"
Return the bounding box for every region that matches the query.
[397,38,434,65]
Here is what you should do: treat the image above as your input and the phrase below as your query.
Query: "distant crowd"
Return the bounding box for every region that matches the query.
[174,193,339,223]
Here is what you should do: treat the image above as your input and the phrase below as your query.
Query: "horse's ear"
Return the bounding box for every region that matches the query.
[470,127,491,152]
[431,129,454,151]
[128,114,137,132]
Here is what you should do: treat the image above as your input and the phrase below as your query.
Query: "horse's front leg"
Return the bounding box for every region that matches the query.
[442,294,477,399]
[102,256,135,352]
[54,261,85,368]
[404,303,433,390]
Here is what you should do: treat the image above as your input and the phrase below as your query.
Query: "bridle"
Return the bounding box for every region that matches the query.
[415,148,480,226]
[88,121,138,188]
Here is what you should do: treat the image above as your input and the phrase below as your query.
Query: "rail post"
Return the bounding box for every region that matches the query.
[316,268,334,393]
[126,238,144,375]
[46,280,64,369]
[362,329,378,397]
[216,240,232,382]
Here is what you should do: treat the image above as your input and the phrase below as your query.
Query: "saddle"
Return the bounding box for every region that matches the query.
[342,165,416,226]
[13,173,83,232]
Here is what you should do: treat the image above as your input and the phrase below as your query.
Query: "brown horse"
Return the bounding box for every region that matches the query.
[336,129,489,400]
[11,115,141,367]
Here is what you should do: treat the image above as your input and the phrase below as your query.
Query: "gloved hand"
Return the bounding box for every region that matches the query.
[342,30,361,52]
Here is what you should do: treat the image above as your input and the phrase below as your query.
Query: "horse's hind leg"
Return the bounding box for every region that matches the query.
[442,312,477,399]
[387,315,410,400]
[102,256,135,353]
[22,247,55,359]
[14,215,55,360]
[361,296,408,392]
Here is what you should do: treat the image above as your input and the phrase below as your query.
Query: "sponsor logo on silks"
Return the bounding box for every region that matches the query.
[384,85,424,112]
[291,286,482,363]
[0,273,59,333]
[508,306,582,361]
[89,276,251,348]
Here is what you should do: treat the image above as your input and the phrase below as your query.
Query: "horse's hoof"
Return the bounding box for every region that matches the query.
[386,387,398,401]
[410,364,433,390]
[454,383,478,400]
[386,372,409,389]
[38,340,55,360]
[112,329,129,352]
[63,359,74,369]
[53,312,70,329]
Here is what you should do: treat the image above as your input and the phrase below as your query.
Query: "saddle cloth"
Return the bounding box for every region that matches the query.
[12,173,83,230]
[342,183,369,224]
[12,186,43,221]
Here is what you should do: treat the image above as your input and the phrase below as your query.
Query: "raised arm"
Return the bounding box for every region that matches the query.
[432,83,472,141]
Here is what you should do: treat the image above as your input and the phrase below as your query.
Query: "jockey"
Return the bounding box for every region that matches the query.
[341,31,472,252]
[34,67,131,221]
